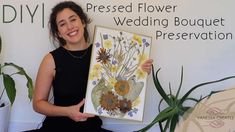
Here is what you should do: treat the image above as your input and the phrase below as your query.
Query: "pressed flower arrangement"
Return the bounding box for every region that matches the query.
[0,36,34,106]
[84,26,151,121]
[136,65,235,132]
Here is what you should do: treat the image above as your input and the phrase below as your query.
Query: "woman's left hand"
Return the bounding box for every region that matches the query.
[141,59,153,75]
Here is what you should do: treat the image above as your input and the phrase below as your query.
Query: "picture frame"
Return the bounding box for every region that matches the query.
[84,26,152,121]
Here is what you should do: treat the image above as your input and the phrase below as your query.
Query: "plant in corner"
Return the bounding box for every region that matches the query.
[0,36,34,107]
[136,65,235,132]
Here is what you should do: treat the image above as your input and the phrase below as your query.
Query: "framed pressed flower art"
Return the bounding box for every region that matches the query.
[84,26,152,121]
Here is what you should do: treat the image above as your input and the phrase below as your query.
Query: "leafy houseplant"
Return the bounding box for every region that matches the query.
[136,65,235,132]
[0,36,34,107]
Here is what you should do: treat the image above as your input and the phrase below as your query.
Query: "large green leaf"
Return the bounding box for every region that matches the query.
[152,65,171,105]
[136,107,178,132]
[138,65,235,132]
[176,66,184,99]
[25,74,33,100]
[3,62,34,100]
[4,62,24,73]
[0,36,33,105]
[163,118,171,132]
[170,114,179,132]
[180,76,235,104]
[3,73,16,105]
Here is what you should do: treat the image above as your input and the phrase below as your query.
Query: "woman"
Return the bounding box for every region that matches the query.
[31,1,153,131]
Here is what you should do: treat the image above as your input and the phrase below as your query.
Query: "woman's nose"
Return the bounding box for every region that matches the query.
[67,22,74,30]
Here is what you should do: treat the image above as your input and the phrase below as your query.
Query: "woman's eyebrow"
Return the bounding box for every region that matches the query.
[57,15,77,25]
[57,19,65,25]
[68,15,78,19]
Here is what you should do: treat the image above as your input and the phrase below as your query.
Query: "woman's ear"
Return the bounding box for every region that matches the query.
[58,32,62,38]
[82,20,86,28]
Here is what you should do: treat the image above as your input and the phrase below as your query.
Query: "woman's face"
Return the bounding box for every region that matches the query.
[56,8,85,45]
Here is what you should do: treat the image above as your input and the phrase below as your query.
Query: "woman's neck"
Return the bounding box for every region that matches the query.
[64,41,89,51]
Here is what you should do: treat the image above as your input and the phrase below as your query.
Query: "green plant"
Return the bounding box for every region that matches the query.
[0,36,33,106]
[136,65,235,132]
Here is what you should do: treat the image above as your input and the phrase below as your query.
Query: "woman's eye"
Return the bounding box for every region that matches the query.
[71,18,77,22]
[59,23,65,27]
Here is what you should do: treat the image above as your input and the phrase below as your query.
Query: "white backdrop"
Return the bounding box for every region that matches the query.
[0,0,235,132]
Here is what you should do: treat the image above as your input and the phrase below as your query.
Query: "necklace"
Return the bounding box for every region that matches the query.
[66,48,89,59]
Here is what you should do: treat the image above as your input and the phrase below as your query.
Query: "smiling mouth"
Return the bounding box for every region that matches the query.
[68,30,78,37]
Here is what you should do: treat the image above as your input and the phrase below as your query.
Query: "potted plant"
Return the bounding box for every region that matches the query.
[136,65,235,132]
[0,36,34,132]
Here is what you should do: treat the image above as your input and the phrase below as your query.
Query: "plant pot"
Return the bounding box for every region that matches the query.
[0,101,11,132]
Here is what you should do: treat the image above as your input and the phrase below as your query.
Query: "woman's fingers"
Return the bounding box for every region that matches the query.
[77,99,85,108]
[141,59,153,74]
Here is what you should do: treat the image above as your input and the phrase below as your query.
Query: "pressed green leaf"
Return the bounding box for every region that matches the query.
[125,76,144,102]
[180,76,235,104]
[91,78,106,110]
[3,73,16,105]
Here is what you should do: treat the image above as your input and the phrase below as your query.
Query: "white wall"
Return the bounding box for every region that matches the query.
[0,0,235,132]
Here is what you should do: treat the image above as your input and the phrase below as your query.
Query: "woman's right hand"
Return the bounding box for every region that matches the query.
[67,99,95,122]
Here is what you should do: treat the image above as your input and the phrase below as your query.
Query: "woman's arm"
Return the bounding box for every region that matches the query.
[33,53,94,121]
[33,53,64,116]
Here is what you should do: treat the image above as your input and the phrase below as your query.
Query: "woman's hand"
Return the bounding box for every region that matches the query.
[141,59,153,75]
[67,99,95,122]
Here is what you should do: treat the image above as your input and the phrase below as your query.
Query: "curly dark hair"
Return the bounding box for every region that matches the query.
[49,1,91,46]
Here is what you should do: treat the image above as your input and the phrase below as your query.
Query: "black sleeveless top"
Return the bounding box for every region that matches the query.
[40,45,103,131]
